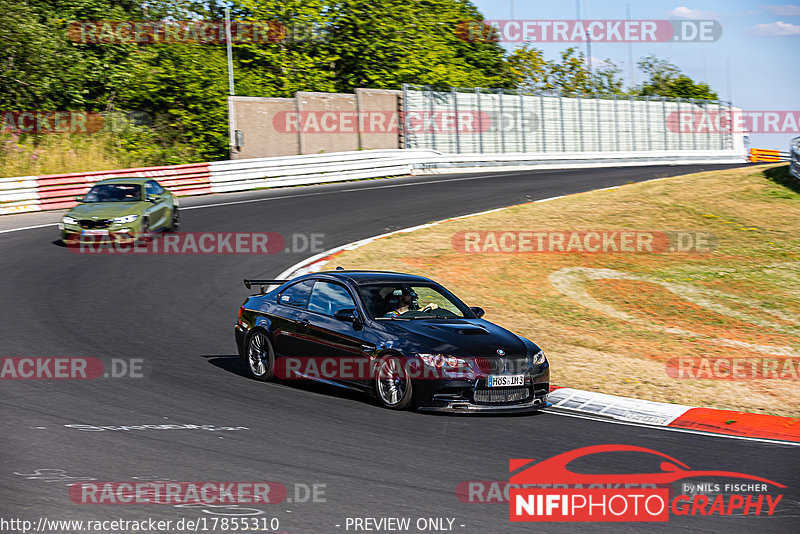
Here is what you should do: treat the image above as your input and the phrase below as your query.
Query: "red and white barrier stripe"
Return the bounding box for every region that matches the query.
[0,163,211,215]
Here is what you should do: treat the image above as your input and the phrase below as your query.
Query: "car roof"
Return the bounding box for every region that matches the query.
[304,270,436,286]
[92,177,153,185]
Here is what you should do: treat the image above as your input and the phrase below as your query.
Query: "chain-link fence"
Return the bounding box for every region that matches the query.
[791,136,800,180]
[401,84,736,154]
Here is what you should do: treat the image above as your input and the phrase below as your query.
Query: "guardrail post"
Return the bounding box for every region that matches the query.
[498,88,506,153]
[519,88,526,153]
[577,93,584,152]
[475,87,484,154]
[559,94,566,152]
[629,94,636,151]
[613,94,620,151]
[427,85,436,152]
[453,87,460,154]
[540,94,546,152]
[401,83,408,149]
[645,95,652,151]
[595,94,601,151]
[725,100,732,151]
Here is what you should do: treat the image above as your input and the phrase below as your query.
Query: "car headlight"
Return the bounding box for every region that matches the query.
[113,214,139,224]
[529,350,546,365]
[63,216,77,225]
[418,353,469,370]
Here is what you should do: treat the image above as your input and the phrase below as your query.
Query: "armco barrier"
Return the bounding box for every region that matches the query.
[0,163,210,215]
[207,149,439,193]
[1,148,744,215]
[408,149,744,174]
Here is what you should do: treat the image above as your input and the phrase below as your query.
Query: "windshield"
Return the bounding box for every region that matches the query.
[82,184,142,203]
[357,282,471,320]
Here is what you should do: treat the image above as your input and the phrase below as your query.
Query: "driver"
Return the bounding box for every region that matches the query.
[384,287,438,317]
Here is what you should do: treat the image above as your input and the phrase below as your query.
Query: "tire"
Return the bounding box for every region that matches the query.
[169,207,180,231]
[245,330,275,381]
[374,354,413,410]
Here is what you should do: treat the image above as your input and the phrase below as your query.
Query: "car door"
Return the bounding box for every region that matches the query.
[144,180,168,229]
[295,281,369,387]
[152,180,174,225]
[271,279,316,358]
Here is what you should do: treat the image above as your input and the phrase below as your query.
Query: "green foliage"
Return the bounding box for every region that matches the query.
[506,45,552,92]
[507,48,715,100]
[507,45,624,96]
[1,0,721,171]
[633,56,719,100]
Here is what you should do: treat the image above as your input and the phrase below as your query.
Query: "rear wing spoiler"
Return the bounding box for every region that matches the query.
[243,279,290,293]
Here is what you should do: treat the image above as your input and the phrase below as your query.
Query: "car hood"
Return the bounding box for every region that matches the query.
[381,318,529,356]
[68,202,145,219]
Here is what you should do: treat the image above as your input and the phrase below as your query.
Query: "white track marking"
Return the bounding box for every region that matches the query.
[0,222,58,234]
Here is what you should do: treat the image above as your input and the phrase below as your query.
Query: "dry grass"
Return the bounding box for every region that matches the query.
[328,164,800,417]
[1,133,131,177]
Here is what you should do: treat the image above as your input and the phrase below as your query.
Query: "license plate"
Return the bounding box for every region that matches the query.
[81,229,108,236]
[487,374,525,387]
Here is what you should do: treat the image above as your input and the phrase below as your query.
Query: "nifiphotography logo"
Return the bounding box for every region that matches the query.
[508,445,784,522]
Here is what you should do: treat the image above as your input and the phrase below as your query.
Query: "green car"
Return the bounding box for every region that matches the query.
[59,177,179,245]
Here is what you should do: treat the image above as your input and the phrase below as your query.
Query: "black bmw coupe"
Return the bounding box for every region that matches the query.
[234,270,550,413]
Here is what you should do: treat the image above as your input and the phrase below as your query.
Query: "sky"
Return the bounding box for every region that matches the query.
[471,0,800,150]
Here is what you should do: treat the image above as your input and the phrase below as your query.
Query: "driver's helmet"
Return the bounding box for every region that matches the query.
[385,286,419,311]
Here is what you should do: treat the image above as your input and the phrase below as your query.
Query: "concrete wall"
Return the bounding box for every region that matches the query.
[229,96,298,159]
[356,88,403,150]
[296,91,358,155]
[228,89,402,159]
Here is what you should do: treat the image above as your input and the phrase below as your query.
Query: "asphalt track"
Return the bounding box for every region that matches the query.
[1,164,798,533]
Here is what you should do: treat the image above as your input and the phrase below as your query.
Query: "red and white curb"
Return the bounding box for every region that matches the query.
[547,387,799,445]
[276,192,800,445]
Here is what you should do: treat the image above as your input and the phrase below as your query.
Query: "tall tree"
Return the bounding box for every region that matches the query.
[325,0,512,90]
[634,56,718,100]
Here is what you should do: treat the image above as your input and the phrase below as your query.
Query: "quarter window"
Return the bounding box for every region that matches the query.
[308,281,356,316]
[278,280,315,308]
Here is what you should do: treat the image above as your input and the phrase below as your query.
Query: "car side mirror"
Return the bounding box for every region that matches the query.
[469,306,485,318]
[334,308,360,323]
[76,195,84,202]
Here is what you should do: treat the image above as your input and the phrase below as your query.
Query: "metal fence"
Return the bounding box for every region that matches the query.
[401,85,737,154]
[791,136,800,180]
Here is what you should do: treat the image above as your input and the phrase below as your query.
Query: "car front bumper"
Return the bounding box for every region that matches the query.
[414,364,550,413]
[61,227,140,245]
[418,394,549,413]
